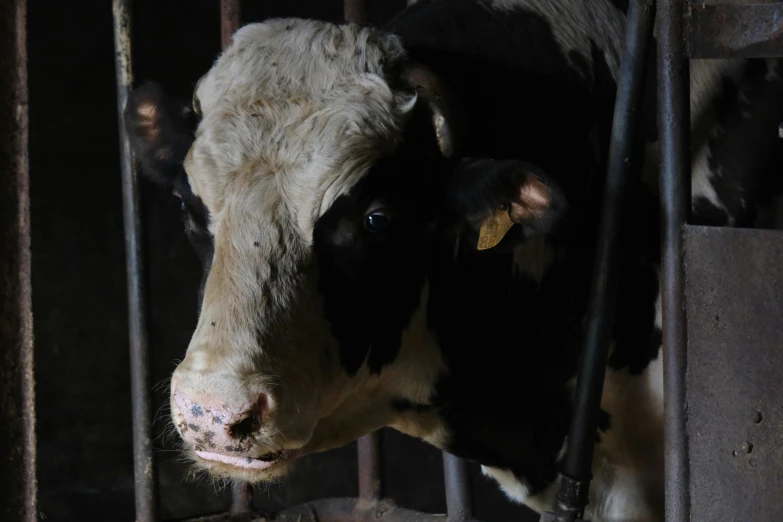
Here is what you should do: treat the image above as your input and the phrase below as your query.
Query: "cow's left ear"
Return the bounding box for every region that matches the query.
[446,158,567,250]
[124,82,196,188]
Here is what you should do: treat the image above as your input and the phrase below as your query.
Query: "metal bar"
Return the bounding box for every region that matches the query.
[0,0,37,520]
[656,0,691,517]
[220,0,241,49]
[358,432,383,501]
[547,1,655,520]
[344,0,367,25]
[443,453,472,522]
[688,3,783,59]
[230,483,253,514]
[112,1,158,520]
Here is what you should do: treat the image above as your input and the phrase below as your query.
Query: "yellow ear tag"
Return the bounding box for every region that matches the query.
[477,208,513,250]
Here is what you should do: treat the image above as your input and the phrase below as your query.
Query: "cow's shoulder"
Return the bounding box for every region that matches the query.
[388,0,624,81]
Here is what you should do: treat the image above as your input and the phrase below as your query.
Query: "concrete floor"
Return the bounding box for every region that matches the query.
[27,1,537,521]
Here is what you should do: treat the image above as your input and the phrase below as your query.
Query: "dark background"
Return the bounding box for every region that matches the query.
[28,1,537,520]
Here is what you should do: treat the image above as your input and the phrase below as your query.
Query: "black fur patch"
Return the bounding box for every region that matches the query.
[379,0,639,494]
[313,105,444,376]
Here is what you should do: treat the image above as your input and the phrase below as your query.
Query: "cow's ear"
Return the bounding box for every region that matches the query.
[124,82,195,188]
[447,158,567,250]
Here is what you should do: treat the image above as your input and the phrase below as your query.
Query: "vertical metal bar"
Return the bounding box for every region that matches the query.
[656,0,691,518]
[358,432,383,501]
[347,0,377,504]
[443,453,472,522]
[543,1,655,520]
[231,483,253,514]
[112,1,158,520]
[220,0,241,50]
[219,1,254,512]
[0,0,37,520]
[344,0,367,25]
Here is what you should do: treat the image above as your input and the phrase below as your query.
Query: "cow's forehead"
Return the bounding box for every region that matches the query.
[183,18,417,240]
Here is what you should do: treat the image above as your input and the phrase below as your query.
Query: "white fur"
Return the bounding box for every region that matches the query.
[482,466,560,513]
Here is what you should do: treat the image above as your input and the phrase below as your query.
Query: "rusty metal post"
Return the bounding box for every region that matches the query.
[0,1,37,521]
[358,432,383,501]
[231,483,253,514]
[443,453,471,522]
[112,1,159,520]
[656,0,691,519]
[221,0,241,49]
[344,0,367,25]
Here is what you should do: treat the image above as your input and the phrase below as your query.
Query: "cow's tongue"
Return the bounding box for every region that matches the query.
[196,450,283,469]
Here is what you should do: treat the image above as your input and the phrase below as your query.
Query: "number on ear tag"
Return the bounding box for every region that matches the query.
[477,209,513,250]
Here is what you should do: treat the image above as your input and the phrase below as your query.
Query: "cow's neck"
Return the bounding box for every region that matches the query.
[415,230,591,494]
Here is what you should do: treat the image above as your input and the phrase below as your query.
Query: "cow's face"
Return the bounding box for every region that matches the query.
[127,19,566,483]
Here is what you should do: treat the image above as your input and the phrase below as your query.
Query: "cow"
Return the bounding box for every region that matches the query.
[124,0,783,520]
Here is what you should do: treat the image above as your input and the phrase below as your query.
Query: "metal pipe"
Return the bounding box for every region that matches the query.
[0,0,37,520]
[358,432,383,501]
[443,453,472,522]
[344,0,367,25]
[112,1,158,520]
[553,0,655,519]
[231,483,253,514]
[221,0,241,50]
[656,0,691,518]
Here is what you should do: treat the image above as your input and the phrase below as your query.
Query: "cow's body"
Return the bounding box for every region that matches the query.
[126,1,783,520]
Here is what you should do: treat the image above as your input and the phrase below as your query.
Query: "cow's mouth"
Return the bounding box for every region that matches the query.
[195,449,296,470]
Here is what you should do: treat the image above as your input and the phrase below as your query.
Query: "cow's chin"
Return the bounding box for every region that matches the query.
[188,447,303,483]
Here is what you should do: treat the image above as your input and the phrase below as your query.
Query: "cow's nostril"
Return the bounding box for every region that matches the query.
[227,393,267,440]
[172,389,270,455]
[228,413,262,440]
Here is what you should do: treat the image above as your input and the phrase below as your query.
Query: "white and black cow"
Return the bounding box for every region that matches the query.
[125,0,783,520]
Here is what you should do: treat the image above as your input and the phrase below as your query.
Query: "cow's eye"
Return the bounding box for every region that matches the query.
[364,212,391,233]
[173,194,186,213]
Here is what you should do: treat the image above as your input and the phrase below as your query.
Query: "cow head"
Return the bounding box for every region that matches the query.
[126,19,566,482]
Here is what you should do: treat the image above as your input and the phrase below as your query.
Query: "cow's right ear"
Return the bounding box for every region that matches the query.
[124,82,196,188]
[446,157,568,250]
